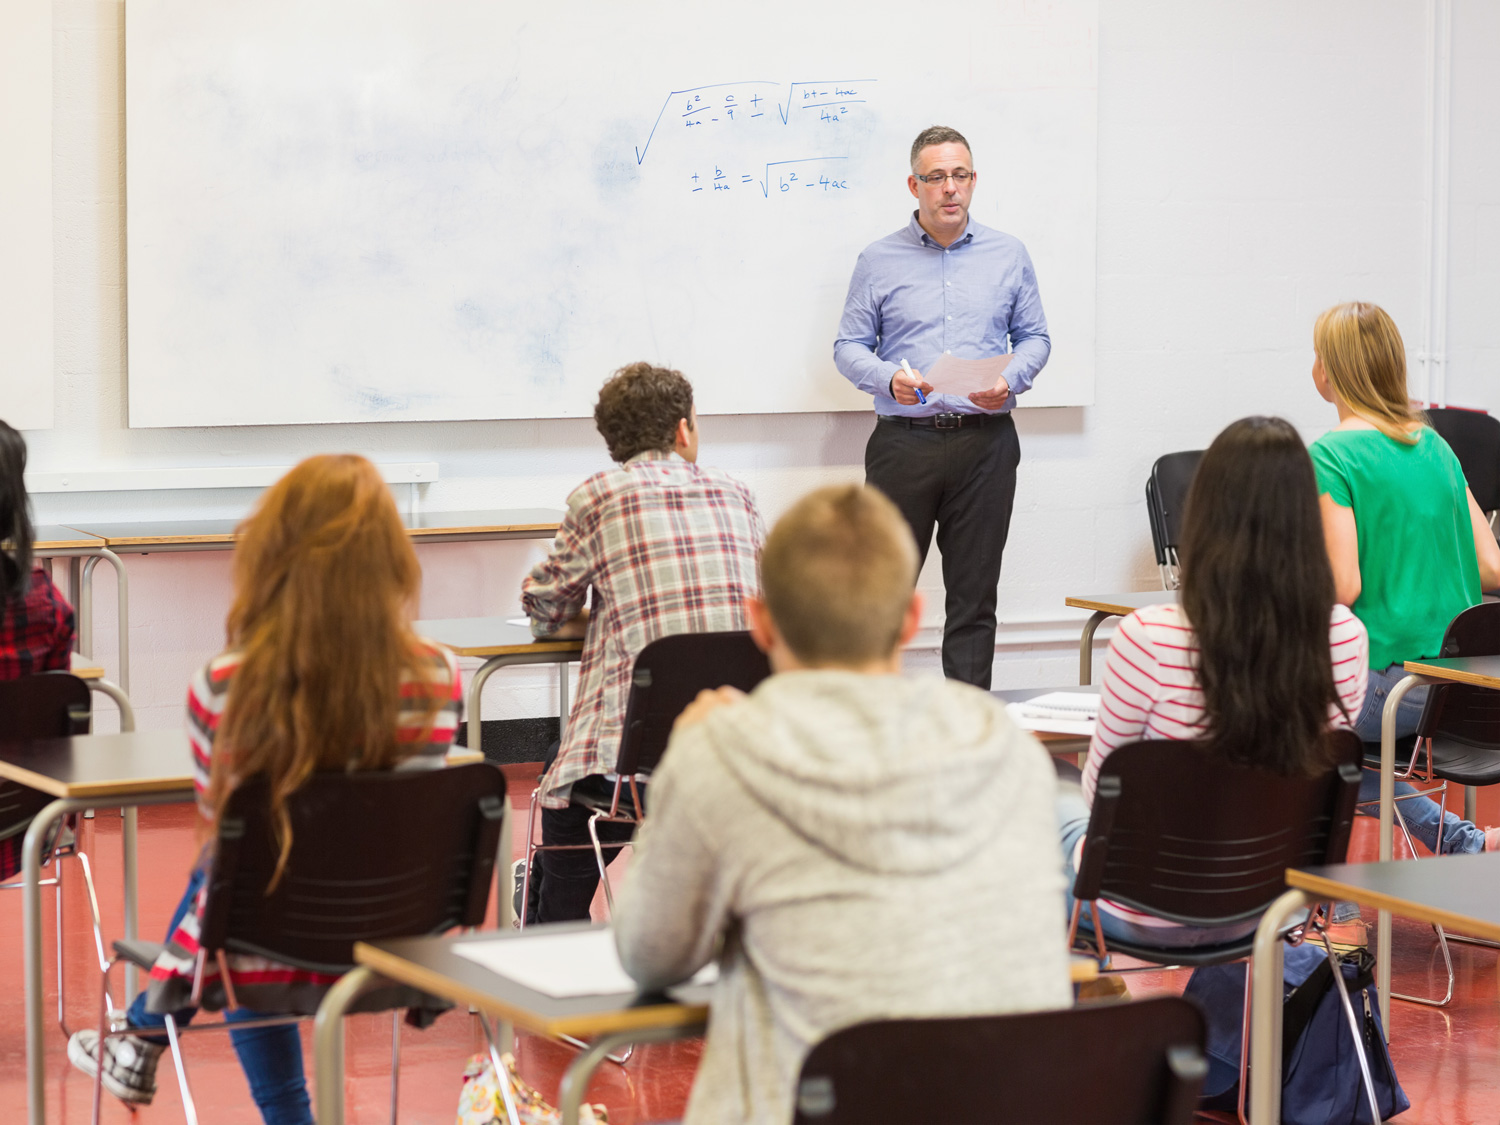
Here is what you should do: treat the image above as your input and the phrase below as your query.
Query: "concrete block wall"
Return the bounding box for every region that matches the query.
[27,1,1499,734]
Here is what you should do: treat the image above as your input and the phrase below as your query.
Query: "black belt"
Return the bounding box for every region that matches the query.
[878,412,1002,430]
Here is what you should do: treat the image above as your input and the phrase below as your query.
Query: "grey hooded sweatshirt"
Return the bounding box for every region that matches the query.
[613,670,1072,1124]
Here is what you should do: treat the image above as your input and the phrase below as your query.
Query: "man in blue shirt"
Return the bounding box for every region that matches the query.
[833,125,1050,688]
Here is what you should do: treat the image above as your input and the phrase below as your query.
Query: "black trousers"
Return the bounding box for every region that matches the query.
[865,413,1021,689]
[531,773,640,925]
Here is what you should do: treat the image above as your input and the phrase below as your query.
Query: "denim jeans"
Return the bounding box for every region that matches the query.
[1328,665,1489,924]
[125,867,313,1125]
[1352,664,1485,856]
[1055,778,1260,949]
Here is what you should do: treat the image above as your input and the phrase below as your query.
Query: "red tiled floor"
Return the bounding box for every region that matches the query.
[1,765,1497,1122]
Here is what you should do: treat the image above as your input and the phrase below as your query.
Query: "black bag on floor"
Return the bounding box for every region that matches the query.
[1183,942,1409,1124]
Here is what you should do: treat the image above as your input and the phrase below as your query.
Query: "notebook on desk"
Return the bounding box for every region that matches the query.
[453,927,717,999]
[1006,691,1100,736]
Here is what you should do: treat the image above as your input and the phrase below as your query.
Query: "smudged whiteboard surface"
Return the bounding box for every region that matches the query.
[0,0,53,431]
[125,0,1096,427]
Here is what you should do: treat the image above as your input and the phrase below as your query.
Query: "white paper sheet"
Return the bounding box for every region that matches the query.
[506,616,530,627]
[923,353,1013,397]
[1020,691,1100,719]
[453,928,718,999]
[1006,704,1095,736]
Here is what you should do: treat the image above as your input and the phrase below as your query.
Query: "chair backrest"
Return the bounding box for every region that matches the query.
[792,997,1208,1125]
[1146,450,1203,588]
[0,671,91,738]
[613,630,771,776]
[1074,731,1362,926]
[1427,407,1500,513]
[0,673,92,838]
[1416,601,1500,748]
[198,762,507,972]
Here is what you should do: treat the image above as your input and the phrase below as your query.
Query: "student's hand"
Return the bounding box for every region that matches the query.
[550,608,590,639]
[968,375,1010,411]
[674,686,746,731]
[890,367,934,406]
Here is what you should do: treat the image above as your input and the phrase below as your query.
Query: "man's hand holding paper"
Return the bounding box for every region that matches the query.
[924,353,1014,409]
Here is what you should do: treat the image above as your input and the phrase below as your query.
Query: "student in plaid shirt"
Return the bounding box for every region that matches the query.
[522,363,765,923]
[0,420,77,880]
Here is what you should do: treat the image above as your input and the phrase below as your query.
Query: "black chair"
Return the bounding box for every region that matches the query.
[1069,731,1364,1124]
[1427,407,1500,521]
[1356,600,1500,1006]
[0,672,104,1034]
[92,762,507,1124]
[519,630,770,921]
[791,997,1208,1124]
[1145,451,1203,589]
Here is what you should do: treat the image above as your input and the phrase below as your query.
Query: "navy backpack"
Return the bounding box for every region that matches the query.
[1184,942,1409,1124]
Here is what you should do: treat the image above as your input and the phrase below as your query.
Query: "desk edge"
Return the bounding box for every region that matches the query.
[353,942,709,1038]
[1286,869,1500,943]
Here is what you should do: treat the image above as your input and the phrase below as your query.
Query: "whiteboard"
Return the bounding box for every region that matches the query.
[125,0,1096,427]
[0,0,53,431]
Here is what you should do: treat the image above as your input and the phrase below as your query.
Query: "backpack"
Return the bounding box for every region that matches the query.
[1183,942,1409,1124]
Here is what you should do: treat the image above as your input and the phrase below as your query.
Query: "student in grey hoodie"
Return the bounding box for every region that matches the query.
[613,483,1073,1125]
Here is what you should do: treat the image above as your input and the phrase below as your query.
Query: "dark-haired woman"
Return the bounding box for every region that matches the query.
[0,420,75,680]
[1056,416,1367,946]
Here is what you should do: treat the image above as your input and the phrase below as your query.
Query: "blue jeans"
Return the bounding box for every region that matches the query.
[125,867,313,1125]
[1056,781,1260,949]
[1352,664,1486,857]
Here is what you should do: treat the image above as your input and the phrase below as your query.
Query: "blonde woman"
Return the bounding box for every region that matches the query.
[68,455,462,1123]
[1311,302,1500,873]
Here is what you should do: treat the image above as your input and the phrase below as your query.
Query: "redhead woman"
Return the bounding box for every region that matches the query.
[67,455,461,1124]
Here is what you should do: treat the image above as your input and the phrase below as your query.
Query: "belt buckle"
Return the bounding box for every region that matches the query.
[933,413,962,430]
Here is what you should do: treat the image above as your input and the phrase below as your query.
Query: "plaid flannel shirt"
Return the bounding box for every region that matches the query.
[523,451,765,808]
[0,568,75,681]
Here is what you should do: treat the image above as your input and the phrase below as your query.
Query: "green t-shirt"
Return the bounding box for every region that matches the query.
[1310,425,1480,670]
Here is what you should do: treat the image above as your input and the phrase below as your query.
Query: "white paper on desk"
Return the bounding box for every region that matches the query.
[453,928,718,999]
[506,616,530,627]
[1006,701,1097,737]
[923,353,1013,397]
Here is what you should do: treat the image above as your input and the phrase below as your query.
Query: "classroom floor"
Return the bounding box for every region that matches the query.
[1,764,1498,1123]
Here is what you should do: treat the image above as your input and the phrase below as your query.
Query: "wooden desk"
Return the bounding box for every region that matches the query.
[405,508,564,543]
[313,925,1100,1125]
[1357,655,1500,1029]
[1249,854,1500,1125]
[33,526,130,691]
[416,617,584,757]
[0,730,196,1125]
[314,925,710,1125]
[1064,590,1177,684]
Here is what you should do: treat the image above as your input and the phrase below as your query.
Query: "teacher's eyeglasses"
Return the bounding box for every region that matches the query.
[913,170,974,184]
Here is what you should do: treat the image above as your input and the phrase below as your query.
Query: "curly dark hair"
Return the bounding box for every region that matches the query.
[594,363,695,463]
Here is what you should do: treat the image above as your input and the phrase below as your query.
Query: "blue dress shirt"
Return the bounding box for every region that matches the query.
[833,213,1051,416]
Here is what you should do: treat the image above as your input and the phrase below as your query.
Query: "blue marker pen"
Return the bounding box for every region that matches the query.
[900,358,927,404]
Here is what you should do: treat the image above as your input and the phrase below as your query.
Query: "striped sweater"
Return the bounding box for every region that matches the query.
[145,641,462,1014]
[1079,602,1368,930]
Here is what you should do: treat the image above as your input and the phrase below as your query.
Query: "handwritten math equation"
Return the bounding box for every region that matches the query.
[633,78,875,165]
[688,157,849,199]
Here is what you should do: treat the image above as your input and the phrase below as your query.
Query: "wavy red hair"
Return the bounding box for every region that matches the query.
[208,454,446,883]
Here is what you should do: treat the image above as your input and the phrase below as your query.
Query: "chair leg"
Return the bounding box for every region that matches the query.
[518,788,542,930]
[1235,957,1252,1125]
[1316,930,1382,1124]
[389,1009,401,1125]
[587,813,615,917]
[162,1013,201,1125]
[1389,801,1455,1008]
[478,1014,525,1125]
[55,850,65,1032]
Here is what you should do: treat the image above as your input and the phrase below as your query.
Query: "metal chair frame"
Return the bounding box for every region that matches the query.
[1066,734,1371,1125]
[84,764,506,1125]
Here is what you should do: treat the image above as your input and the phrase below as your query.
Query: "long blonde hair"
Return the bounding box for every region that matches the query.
[209,454,446,884]
[1313,302,1424,445]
